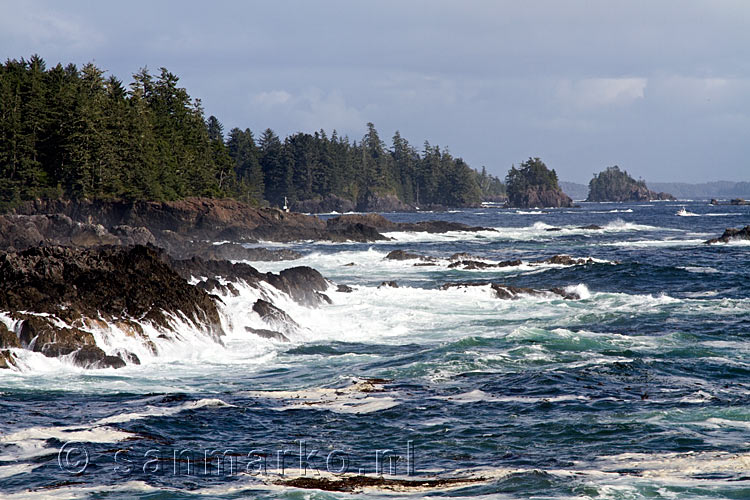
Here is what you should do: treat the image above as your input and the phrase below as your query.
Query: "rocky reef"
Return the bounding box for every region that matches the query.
[0,245,337,369]
[705,226,750,244]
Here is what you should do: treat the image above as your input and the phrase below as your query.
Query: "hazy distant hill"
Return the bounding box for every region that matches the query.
[562,180,750,201]
[647,181,750,200]
[559,181,588,200]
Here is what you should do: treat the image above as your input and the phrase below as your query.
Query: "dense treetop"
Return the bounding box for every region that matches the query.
[587,165,673,202]
[0,56,504,211]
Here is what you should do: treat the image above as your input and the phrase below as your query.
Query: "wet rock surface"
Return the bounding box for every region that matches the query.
[442,282,582,300]
[705,226,750,244]
[0,245,225,368]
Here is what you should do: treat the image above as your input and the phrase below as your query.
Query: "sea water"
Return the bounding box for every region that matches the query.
[1,200,749,498]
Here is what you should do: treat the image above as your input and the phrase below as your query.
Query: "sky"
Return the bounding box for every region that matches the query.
[1,0,748,183]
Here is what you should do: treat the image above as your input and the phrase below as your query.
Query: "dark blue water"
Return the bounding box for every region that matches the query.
[1,201,749,499]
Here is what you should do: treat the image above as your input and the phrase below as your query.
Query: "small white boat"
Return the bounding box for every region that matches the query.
[676,207,698,216]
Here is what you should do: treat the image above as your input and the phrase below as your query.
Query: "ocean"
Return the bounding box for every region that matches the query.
[1,200,749,499]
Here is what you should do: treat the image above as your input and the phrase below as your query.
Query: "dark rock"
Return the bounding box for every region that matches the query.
[336,284,354,293]
[183,243,302,262]
[327,214,492,234]
[538,255,594,266]
[327,222,389,242]
[506,187,573,209]
[442,282,580,300]
[0,214,119,250]
[110,225,156,246]
[252,299,300,334]
[0,245,223,340]
[0,350,17,369]
[113,349,141,365]
[195,278,239,297]
[18,316,96,357]
[0,322,20,348]
[266,267,331,307]
[545,227,563,232]
[449,252,475,261]
[379,281,398,288]
[579,225,603,230]
[414,262,437,266]
[448,259,522,270]
[705,226,750,244]
[344,262,356,266]
[385,250,433,261]
[730,198,750,205]
[9,198,389,245]
[245,327,289,342]
[170,258,331,306]
[70,345,126,369]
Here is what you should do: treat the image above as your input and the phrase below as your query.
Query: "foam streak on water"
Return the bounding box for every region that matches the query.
[1,201,749,499]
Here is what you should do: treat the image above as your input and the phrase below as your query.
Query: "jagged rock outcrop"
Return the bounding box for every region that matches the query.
[0,245,224,368]
[539,255,595,266]
[252,299,301,336]
[507,187,573,209]
[441,282,582,300]
[172,257,332,307]
[705,226,750,244]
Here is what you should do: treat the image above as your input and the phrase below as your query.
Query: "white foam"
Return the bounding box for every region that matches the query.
[564,283,591,299]
[433,389,588,404]
[244,381,399,414]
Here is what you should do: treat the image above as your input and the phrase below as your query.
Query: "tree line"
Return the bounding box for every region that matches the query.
[0,56,504,211]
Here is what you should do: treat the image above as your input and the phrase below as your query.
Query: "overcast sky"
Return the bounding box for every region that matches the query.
[2,0,748,182]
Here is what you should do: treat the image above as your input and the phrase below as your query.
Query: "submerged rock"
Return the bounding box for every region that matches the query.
[448,259,522,269]
[71,345,126,369]
[442,282,582,300]
[378,281,399,288]
[537,255,594,266]
[384,249,436,261]
[245,327,290,342]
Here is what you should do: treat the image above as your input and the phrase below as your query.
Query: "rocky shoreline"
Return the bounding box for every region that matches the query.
[0,197,499,370]
[3,198,492,258]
